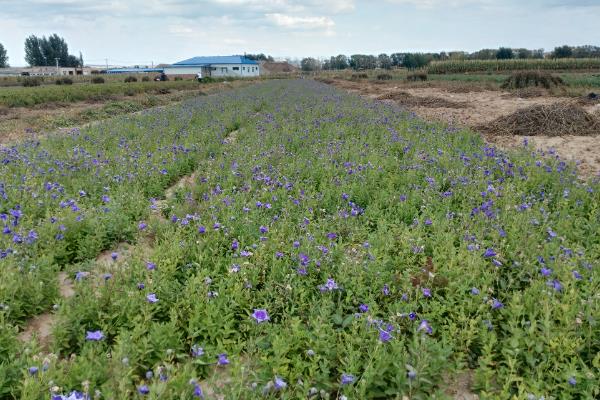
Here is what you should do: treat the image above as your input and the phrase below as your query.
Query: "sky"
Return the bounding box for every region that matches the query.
[1,0,599,67]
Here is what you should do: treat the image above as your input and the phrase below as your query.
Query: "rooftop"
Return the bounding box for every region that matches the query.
[172,56,259,66]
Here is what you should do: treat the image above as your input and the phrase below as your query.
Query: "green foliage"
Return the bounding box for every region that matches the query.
[301,57,321,72]
[554,45,573,58]
[55,77,73,85]
[428,58,600,74]
[24,34,81,67]
[91,77,105,84]
[141,76,150,82]
[496,47,514,60]
[1,81,598,399]
[0,42,8,68]
[124,76,138,83]
[406,71,428,81]
[21,77,42,87]
[501,71,566,90]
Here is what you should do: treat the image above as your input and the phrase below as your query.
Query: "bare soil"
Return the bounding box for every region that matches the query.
[329,79,600,176]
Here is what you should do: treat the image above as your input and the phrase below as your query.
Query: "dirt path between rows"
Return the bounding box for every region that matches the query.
[329,79,600,177]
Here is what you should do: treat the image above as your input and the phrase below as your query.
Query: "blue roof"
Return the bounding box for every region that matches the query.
[172,56,258,66]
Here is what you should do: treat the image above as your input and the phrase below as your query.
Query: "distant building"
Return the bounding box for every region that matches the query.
[163,56,260,78]
[0,67,94,76]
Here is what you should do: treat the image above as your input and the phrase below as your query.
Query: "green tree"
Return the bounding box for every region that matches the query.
[553,45,573,58]
[0,42,8,67]
[24,34,81,67]
[300,57,320,72]
[402,53,430,69]
[378,54,392,69]
[496,47,514,60]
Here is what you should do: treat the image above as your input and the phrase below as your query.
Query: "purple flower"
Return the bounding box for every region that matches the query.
[110,252,118,261]
[491,298,504,309]
[192,383,204,398]
[198,226,206,234]
[191,345,204,357]
[137,282,145,290]
[407,370,417,380]
[540,267,552,276]
[327,232,337,240]
[547,279,562,292]
[568,376,576,386]
[358,304,369,313]
[417,320,432,334]
[138,221,147,230]
[101,195,110,204]
[146,261,156,270]
[319,278,339,292]
[572,270,583,280]
[408,312,417,320]
[471,287,480,295]
[86,330,104,341]
[138,385,150,395]
[340,373,355,385]
[28,366,39,375]
[232,239,239,250]
[483,248,497,258]
[422,288,431,298]
[273,376,287,390]
[259,225,269,234]
[382,284,390,296]
[217,353,229,365]
[146,293,159,303]
[252,309,270,323]
[379,329,393,343]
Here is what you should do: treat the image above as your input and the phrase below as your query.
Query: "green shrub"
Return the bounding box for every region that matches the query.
[124,76,138,83]
[351,73,368,80]
[174,76,183,81]
[55,78,73,85]
[91,77,105,84]
[141,76,150,82]
[406,72,428,82]
[377,73,393,81]
[22,77,42,87]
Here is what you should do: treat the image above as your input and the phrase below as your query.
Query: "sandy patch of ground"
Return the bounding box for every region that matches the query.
[329,79,600,176]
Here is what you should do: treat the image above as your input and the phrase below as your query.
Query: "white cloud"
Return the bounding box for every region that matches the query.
[385,0,493,8]
[265,13,335,29]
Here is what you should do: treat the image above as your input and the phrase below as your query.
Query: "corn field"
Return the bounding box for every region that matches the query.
[427,58,600,74]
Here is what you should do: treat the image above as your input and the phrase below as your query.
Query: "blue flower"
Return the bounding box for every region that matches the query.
[146,293,159,303]
[340,373,355,385]
[86,330,104,341]
[252,309,269,323]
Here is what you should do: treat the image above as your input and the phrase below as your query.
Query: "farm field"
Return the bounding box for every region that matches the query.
[1,79,599,399]
[0,80,254,144]
[326,76,600,177]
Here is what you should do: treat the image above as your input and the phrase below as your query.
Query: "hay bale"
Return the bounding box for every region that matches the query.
[377,91,468,109]
[481,103,600,136]
[501,71,566,90]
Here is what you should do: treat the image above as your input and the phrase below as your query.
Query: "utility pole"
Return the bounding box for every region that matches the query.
[105,58,109,70]
[55,58,59,76]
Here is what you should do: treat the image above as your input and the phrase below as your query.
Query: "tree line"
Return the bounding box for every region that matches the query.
[300,45,600,71]
[0,34,83,68]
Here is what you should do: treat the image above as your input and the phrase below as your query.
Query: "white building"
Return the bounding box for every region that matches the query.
[163,56,260,78]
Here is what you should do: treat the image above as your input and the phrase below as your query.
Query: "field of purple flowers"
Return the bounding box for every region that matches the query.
[1,80,598,399]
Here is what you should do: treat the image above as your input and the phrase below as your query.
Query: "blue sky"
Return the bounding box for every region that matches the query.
[1,0,599,66]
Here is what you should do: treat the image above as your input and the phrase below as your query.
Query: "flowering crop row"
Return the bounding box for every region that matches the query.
[1,80,598,399]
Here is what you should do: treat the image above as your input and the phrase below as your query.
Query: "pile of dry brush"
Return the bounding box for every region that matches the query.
[481,103,600,136]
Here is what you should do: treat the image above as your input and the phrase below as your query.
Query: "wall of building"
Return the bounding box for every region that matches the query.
[163,64,259,77]
[209,64,260,77]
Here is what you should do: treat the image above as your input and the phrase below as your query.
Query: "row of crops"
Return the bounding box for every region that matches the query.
[427,58,600,74]
[1,80,598,399]
[0,80,204,108]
